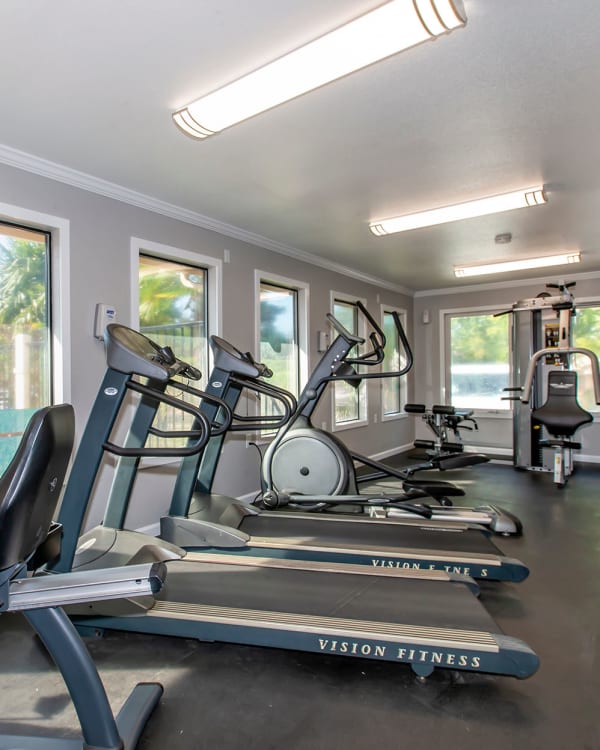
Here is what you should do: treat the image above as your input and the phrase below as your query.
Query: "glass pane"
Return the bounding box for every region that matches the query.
[0,222,51,471]
[333,300,360,423]
[572,306,600,412]
[382,311,404,415]
[449,313,510,410]
[333,301,356,337]
[259,284,298,422]
[138,254,208,446]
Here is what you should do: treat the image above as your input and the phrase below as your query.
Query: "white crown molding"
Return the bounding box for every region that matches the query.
[414,268,600,298]
[0,143,413,296]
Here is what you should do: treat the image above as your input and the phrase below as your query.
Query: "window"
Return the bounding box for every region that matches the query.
[572,304,600,413]
[138,253,208,380]
[332,297,367,427]
[255,273,308,430]
[444,310,510,411]
[381,306,407,418]
[138,254,208,445]
[0,221,52,471]
[132,238,221,450]
[259,281,300,399]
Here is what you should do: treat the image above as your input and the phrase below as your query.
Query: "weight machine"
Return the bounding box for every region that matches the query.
[499,282,600,487]
[405,403,480,459]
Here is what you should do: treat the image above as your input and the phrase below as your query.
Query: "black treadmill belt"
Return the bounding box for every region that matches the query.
[162,561,501,634]
[240,514,502,556]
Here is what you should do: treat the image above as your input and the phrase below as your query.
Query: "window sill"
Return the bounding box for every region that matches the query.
[381,412,409,423]
[470,410,512,419]
[332,418,368,433]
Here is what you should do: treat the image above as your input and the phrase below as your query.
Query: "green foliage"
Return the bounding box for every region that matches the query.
[0,239,47,326]
[260,297,294,354]
[572,306,600,411]
[139,267,204,328]
[450,314,509,364]
[573,307,600,355]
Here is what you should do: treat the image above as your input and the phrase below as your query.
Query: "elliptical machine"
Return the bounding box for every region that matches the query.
[260,302,521,535]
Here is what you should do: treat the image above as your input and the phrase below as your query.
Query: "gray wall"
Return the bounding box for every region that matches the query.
[3,160,598,530]
[412,277,600,459]
[0,162,413,529]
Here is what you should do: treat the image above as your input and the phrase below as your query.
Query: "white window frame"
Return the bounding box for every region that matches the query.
[570,296,600,417]
[129,238,221,467]
[440,304,512,419]
[380,304,408,423]
[254,270,310,396]
[0,201,71,404]
[330,291,368,431]
[130,237,221,355]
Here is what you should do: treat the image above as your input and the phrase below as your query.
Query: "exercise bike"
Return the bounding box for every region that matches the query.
[0,404,166,749]
[260,302,521,535]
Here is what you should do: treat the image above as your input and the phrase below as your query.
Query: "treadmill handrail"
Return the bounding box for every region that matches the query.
[103,379,214,457]
[166,377,234,436]
[223,374,296,432]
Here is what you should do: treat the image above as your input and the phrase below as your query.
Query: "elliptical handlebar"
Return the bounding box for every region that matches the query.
[325,312,364,345]
[325,303,412,383]
[326,300,388,364]
[340,301,386,366]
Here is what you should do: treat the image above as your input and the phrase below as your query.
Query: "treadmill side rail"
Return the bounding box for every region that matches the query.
[78,605,540,680]
[7,563,166,611]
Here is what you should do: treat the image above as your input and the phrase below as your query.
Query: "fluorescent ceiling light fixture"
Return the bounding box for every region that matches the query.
[173,0,466,139]
[370,187,547,236]
[454,252,581,278]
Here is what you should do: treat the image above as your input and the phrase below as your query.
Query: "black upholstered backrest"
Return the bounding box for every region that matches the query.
[0,405,74,571]
[532,370,593,437]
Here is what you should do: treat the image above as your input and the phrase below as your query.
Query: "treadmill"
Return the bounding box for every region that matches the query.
[48,327,538,679]
[140,331,526,583]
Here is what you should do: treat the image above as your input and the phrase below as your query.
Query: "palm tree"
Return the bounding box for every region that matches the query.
[139,264,205,328]
[0,238,48,326]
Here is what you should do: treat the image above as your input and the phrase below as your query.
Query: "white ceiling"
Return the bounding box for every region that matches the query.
[1,0,599,292]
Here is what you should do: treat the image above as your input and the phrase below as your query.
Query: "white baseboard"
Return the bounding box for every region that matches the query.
[576,454,600,465]
[464,445,513,457]
[367,443,414,462]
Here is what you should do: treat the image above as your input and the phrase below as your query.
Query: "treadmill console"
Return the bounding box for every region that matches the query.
[210,335,265,379]
[105,324,183,381]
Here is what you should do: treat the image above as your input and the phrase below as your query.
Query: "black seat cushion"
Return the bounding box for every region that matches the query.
[0,404,74,571]
[532,370,593,438]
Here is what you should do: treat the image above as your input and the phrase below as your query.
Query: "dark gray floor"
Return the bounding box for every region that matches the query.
[2,461,600,749]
